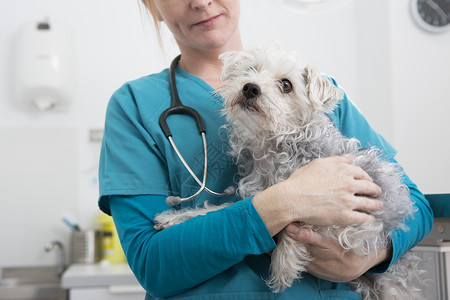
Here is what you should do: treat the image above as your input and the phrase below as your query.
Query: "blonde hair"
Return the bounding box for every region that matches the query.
[140,0,162,46]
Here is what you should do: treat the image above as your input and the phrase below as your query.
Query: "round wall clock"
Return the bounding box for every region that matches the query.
[411,0,450,33]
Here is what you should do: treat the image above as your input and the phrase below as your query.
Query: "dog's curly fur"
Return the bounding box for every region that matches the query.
[154,44,425,299]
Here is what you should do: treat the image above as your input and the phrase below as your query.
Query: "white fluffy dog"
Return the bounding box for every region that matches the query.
[155,45,424,299]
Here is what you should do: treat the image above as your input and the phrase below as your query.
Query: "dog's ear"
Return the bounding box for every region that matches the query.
[219,51,242,81]
[303,65,344,111]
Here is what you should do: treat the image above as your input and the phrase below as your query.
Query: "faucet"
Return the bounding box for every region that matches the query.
[45,240,66,277]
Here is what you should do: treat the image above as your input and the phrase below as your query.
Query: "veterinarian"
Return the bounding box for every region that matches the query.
[98,0,433,299]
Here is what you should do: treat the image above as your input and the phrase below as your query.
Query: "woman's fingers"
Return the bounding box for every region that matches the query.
[336,195,381,225]
[353,180,382,197]
[351,164,373,181]
[353,195,383,212]
[344,209,376,224]
[285,224,389,282]
[285,223,329,245]
[351,167,382,196]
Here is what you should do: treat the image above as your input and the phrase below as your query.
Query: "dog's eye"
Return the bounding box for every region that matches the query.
[280,79,293,93]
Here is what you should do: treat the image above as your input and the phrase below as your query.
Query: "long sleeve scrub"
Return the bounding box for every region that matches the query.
[98,66,433,300]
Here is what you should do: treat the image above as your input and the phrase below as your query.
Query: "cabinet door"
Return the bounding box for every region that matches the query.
[413,250,450,300]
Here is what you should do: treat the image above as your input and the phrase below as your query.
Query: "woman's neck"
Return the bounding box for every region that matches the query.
[177,40,243,90]
[178,53,224,90]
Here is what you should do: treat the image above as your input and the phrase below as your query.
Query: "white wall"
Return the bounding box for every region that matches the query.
[388,1,450,194]
[0,0,448,267]
[0,0,170,267]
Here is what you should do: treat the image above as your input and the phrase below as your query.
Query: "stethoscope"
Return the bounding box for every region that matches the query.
[159,55,236,206]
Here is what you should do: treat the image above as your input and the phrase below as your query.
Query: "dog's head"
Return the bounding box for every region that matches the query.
[218,44,344,135]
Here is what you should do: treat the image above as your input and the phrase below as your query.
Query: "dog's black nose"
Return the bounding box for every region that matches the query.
[242,83,261,100]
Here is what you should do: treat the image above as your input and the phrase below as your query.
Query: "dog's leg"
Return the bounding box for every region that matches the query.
[376,252,425,300]
[154,202,232,230]
[266,231,312,292]
[349,275,380,300]
[350,252,425,300]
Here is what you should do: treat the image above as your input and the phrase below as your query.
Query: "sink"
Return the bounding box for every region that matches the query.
[0,266,67,300]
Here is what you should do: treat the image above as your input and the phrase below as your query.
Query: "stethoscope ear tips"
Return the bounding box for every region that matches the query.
[224,186,236,196]
[166,196,181,206]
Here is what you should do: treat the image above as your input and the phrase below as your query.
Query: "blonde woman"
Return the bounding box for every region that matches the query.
[98,1,432,298]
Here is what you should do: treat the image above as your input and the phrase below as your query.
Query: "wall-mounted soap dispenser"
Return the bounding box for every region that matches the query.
[14,19,76,111]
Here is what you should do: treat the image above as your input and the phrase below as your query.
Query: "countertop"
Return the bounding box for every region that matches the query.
[61,263,142,289]
[425,193,450,218]
[61,194,448,291]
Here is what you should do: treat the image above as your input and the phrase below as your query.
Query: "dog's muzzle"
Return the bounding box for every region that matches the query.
[237,82,264,114]
[242,83,261,101]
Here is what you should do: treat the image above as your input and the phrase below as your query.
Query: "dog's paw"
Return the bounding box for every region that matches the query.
[153,202,233,231]
[153,213,189,230]
[153,221,169,231]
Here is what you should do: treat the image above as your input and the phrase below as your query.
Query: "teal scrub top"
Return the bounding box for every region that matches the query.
[98,66,433,299]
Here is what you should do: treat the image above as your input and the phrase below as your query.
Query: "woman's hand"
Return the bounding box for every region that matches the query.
[283,155,383,226]
[252,155,383,236]
[285,223,391,282]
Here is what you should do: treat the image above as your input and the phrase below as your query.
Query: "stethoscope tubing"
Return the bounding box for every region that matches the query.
[159,55,206,139]
[161,55,236,206]
[167,133,208,201]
